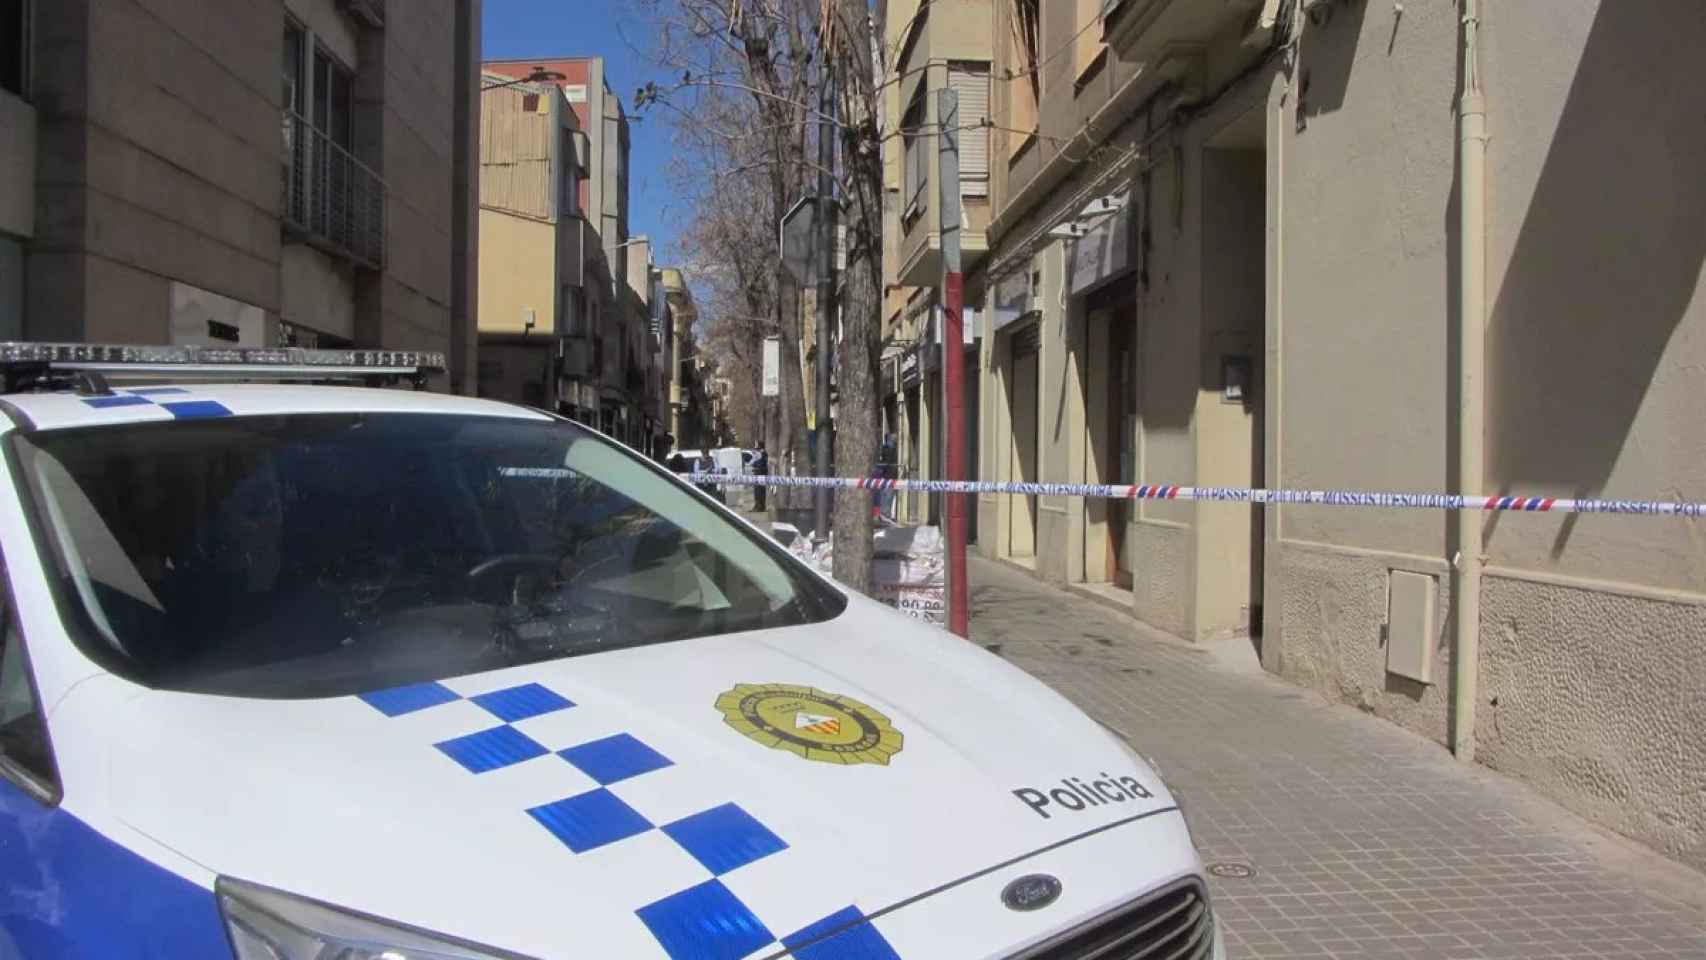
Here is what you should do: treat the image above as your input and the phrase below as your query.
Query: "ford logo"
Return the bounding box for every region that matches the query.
[1000,874,1063,912]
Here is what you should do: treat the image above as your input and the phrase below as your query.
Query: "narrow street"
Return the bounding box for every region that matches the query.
[968,557,1706,960]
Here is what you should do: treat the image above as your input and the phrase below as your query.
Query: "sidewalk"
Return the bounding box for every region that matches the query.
[968,556,1706,959]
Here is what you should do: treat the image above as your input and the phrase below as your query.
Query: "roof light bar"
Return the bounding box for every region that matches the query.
[0,342,445,378]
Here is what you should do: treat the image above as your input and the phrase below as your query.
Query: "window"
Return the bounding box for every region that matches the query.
[0,0,26,98]
[313,49,353,148]
[0,577,57,797]
[559,130,581,218]
[1006,0,1040,159]
[561,284,583,337]
[283,19,353,147]
[902,94,927,217]
[283,20,304,113]
[14,415,844,700]
[1073,0,1109,83]
[948,64,991,197]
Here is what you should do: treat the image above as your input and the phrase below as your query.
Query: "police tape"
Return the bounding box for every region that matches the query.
[684,473,1706,517]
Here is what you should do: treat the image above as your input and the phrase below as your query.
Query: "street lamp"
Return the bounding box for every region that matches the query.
[481,67,567,93]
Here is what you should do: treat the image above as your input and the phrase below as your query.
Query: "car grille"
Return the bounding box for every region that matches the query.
[1009,879,1214,960]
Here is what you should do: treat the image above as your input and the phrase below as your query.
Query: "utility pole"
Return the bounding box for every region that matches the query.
[938,88,969,637]
[813,61,836,540]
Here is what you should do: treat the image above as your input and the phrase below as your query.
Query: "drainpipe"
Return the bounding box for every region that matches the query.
[1451,0,1486,762]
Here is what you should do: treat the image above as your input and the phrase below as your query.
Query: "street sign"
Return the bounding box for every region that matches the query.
[761,335,780,397]
[780,195,838,285]
[1067,191,1135,296]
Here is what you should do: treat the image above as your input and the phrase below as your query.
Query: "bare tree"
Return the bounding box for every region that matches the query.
[634,0,817,507]
[824,0,884,590]
[631,0,899,588]
[670,118,777,448]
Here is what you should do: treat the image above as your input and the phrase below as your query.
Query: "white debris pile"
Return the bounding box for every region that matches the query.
[782,525,945,626]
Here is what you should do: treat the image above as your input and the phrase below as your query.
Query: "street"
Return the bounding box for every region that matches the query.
[968,557,1706,960]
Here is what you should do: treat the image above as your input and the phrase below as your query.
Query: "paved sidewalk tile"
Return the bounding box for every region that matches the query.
[968,557,1706,959]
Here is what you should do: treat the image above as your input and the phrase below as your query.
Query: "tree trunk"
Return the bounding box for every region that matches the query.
[829,0,884,590]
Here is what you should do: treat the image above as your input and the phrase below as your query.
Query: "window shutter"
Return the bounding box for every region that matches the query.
[949,66,990,196]
[914,132,929,206]
[903,133,917,207]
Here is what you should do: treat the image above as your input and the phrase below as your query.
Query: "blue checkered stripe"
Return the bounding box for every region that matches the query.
[80,387,232,419]
[361,679,904,960]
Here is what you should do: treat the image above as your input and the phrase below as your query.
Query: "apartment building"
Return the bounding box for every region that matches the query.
[475,71,595,416]
[0,0,481,390]
[974,0,1706,872]
[660,267,698,446]
[483,56,659,449]
[663,270,722,454]
[877,0,990,530]
[623,235,668,457]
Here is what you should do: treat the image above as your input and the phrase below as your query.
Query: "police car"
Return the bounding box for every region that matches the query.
[0,343,1224,959]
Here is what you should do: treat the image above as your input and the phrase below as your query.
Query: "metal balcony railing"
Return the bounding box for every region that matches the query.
[282,110,386,269]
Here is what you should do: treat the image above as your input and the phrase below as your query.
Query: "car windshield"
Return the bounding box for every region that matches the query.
[11,413,844,699]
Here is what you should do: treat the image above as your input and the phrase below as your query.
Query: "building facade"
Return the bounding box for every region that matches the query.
[975,0,1706,872]
[1,0,481,390]
[877,0,990,530]
[622,235,668,457]
[660,267,701,447]
[475,70,593,414]
[482,56,664,452]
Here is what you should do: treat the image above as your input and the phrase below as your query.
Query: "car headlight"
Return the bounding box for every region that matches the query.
[217,876,536,960]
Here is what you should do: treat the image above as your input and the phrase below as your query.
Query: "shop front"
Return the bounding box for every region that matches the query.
[1066,189,1140,589]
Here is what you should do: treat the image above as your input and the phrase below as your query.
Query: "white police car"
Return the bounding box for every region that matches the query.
[0,344,1224,959]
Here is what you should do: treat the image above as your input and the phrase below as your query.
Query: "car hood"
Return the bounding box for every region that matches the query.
[94,596,1200,958]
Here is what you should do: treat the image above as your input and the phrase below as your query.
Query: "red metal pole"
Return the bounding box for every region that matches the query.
[943,272,969,637]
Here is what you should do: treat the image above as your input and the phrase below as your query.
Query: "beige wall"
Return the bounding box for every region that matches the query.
[1130,139,1200,638]
[1195,148,1264,641]
[1479,0,1706,873]
[281,246,356,341]
[369,1,461,358]
[478,209,555,336]
[978,0,1706,874]
[1481,2,1706,593]
[1035,245,1083,583]
[1266,0,1461,749]
[1268,0,1706,872]
[28,0,286,342]
[22,0,467,363]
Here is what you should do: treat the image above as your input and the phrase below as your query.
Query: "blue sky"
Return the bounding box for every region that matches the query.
[482,0,682,261]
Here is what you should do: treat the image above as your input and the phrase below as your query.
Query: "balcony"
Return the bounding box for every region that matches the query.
[558,336,593,379]
[283,111,386,269]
